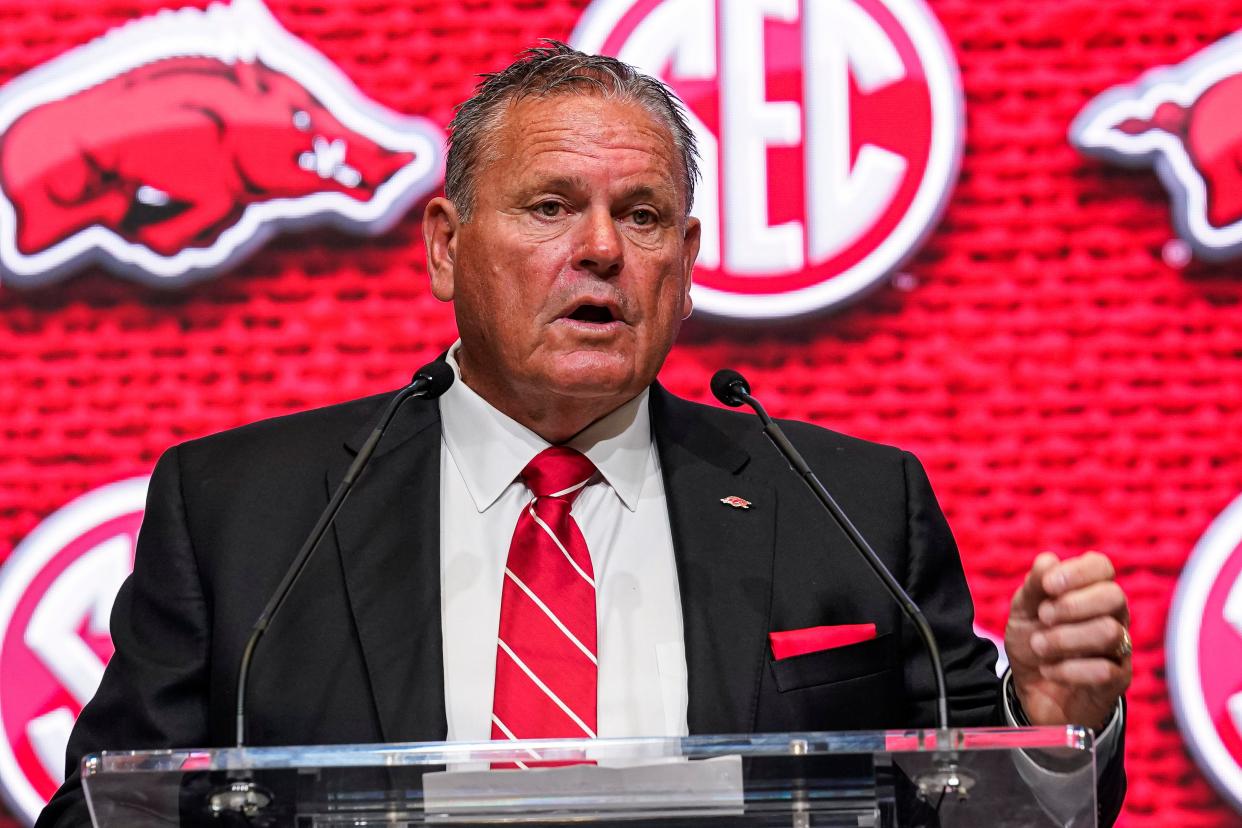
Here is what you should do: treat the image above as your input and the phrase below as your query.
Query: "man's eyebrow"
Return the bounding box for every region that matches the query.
[617,184,663,203]
[523,174,592,195]
[518,177,675,204]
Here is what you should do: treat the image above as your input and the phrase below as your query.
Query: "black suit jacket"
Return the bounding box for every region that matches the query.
[37,384,1125,825]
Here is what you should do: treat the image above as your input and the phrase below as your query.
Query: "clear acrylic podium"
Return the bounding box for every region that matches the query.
[81,727,1097,827]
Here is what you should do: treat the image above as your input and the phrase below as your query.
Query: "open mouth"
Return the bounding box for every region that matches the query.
[566,304,617,324]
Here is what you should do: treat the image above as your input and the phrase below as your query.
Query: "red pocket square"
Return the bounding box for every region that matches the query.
[769,623,877,660]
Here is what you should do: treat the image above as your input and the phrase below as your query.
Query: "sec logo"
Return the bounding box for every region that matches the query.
[570,0,964,319]
[1168,493,1242,814]
[0,478,146,825]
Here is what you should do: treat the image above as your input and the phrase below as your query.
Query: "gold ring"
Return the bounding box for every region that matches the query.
[1117,627,1133,660]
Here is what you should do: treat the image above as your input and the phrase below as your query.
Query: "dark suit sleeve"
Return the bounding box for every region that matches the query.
[899,451,1126,826]
[35,446,212,828]
[898,450,1001,727]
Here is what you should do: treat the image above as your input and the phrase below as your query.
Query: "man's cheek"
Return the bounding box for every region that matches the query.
[620,227,665,249]
[511,216,573,246]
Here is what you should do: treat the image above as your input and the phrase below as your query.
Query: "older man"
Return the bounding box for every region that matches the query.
[38,43,1130,827]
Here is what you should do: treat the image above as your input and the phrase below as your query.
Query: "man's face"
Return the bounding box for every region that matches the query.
[426,93,700,432]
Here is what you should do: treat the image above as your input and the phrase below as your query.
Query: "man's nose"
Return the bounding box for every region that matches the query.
[575,207,623,278]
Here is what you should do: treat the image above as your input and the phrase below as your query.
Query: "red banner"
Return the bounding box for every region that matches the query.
[1,1,1240,825]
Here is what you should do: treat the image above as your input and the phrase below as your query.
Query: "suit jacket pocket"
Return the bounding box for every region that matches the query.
[770,632,894,692]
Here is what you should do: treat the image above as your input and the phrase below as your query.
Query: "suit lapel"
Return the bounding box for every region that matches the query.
[651,386,775,735]
[330,395,448,743]
[327,383,776,742]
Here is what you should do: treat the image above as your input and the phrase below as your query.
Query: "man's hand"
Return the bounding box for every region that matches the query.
[1005,551,1132,731]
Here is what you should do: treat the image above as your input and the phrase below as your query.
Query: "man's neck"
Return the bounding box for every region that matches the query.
[454,357,637,445]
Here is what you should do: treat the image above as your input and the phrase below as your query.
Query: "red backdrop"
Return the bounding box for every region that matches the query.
[2,1,1241,825]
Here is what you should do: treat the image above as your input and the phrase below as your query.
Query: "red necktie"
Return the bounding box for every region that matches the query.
[490,446,598,755]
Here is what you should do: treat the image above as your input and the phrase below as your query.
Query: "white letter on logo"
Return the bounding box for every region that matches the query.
[23,534,131,783]
[804,0,908,262]
[720,0,803,273]
[617,0,721,269]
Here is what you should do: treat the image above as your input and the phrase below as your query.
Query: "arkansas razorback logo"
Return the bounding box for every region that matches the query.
[1071,30,1242,262]
[0,0,443,288]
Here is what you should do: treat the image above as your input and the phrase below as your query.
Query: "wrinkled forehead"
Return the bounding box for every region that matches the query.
[484,91,688,203]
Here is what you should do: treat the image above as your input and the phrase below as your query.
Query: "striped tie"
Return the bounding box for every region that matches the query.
[490,446,598,762]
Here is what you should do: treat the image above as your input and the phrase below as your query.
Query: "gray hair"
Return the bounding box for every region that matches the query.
[445,41,700,221]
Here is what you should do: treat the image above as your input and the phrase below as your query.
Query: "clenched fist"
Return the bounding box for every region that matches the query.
[1005,551,1132,731]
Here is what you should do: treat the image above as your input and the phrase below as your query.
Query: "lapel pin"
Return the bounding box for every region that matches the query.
[720,495,752,510]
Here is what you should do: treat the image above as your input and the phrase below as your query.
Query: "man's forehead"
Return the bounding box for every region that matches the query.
[491,94,683,192]
[505,95,670,147]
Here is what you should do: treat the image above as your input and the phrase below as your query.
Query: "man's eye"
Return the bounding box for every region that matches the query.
[631,209,656,226]
[534,202,563,218]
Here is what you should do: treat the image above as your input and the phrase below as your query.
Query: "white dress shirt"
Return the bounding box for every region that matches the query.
[438,344,689,741]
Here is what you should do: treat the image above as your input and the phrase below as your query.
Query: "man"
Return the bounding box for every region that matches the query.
[37,43,1131,826]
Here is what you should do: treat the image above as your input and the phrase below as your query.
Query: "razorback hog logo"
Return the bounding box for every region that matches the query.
[0,478,146,825]
[570,0,964,320]
[1071,30,1242,262]
[1168,493,1242,815]
[0,0,442,288]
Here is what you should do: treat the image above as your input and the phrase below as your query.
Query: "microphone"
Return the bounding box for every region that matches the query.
[710,368,750,407]
[710,368,951,733]
[233,360,454,747]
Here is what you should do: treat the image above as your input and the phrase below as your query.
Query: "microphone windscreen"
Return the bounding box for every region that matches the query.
[710,368,750,407]
[412,361,455,399]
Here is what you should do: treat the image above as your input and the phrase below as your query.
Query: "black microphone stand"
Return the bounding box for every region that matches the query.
[711,369,973,804]
[209,363,453,819]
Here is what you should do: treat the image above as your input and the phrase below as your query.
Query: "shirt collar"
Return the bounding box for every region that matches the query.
[438,342,652,513]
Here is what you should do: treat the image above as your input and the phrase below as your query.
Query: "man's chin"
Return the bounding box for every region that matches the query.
[542,351,646,399]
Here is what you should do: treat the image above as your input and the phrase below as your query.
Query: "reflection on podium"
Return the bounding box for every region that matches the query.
[81,728,1097,827]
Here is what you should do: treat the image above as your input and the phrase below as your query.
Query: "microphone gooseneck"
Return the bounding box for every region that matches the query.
[710,368,951,732]
[234,361,454,747]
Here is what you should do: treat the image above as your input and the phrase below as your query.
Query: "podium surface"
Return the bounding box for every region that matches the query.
[81,727,1097,827]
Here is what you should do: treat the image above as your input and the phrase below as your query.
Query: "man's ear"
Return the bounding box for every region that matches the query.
[423,196,461,302]
[680,215,701,318]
